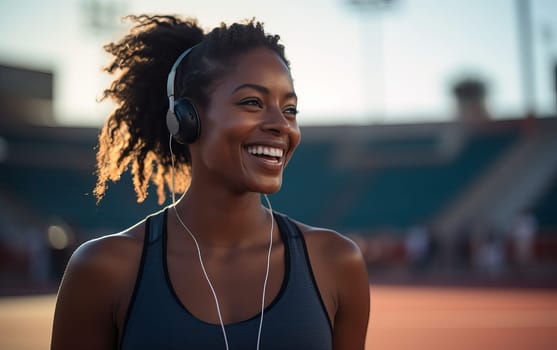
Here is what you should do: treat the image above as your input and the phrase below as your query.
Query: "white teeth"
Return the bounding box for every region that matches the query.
[247,145,284,158]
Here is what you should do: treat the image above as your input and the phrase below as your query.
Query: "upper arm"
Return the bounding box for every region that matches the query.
[301,224,370,350]
[330,237,370,350]
[51,233,140,350]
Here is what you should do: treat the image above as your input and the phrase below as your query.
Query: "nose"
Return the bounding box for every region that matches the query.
[262,105,293,136]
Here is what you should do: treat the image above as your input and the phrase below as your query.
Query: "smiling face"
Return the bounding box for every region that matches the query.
[189,47,301,195]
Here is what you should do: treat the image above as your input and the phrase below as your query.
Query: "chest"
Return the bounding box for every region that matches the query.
[167,242,286,325]
[119,213,333,350]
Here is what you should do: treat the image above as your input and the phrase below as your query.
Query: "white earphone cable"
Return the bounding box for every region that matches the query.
[169,135,273,350]
[257,193,273,350]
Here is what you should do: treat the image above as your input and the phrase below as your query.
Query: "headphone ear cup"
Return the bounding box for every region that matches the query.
[170,98,201,144]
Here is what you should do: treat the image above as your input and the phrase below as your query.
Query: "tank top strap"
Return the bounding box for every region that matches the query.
[273,211,333,333]
[119,208,168,349]
[146,208,167,244]
[273,211,306,266]
[273,211,297,238]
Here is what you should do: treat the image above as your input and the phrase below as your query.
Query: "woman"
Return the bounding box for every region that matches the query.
[51,15,369,350]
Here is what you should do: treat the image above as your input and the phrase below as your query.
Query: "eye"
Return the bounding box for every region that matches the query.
[238,98,263,109]
[283,106,299,118]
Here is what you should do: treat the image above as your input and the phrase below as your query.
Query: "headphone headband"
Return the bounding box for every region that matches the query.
[166,44,202,144]
[167,44,199,112]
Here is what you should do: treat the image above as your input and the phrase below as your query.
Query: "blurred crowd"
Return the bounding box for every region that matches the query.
[352,210,557,283]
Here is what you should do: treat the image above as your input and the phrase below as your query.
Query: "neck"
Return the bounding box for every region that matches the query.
[171,184,272,248]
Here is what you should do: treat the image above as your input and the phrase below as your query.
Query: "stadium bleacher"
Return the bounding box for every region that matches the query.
[0,120,554,240]
[532,175,557,232]
[274,128,519,233]
[0,129,162,238]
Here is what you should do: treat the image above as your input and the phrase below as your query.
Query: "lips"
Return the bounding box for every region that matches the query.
[244,142,286,165]
[246,145,283,158]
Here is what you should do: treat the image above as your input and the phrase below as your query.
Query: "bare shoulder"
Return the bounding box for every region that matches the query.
[71,221,145,262]
[56,219,147,313]
[289,218,368,305]
[290,219,370,349]
[51,221,147,349]
[293,219,365,268]
[67,221,145,277]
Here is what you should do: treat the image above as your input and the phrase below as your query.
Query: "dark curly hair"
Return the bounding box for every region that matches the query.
[94,15,289,204]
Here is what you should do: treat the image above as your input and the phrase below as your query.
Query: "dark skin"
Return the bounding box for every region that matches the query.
[51,48,370,349]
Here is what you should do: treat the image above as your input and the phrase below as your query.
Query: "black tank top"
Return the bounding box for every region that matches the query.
[120,209,333,350]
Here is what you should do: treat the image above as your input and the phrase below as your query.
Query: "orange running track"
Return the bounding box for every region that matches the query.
[1,285,556,350]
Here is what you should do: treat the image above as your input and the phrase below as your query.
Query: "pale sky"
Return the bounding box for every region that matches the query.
[0,0,556,126]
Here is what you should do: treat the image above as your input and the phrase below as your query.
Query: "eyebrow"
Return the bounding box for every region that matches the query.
[232,83,297,100]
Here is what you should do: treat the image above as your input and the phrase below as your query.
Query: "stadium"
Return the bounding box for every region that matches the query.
[0,61,556,349]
